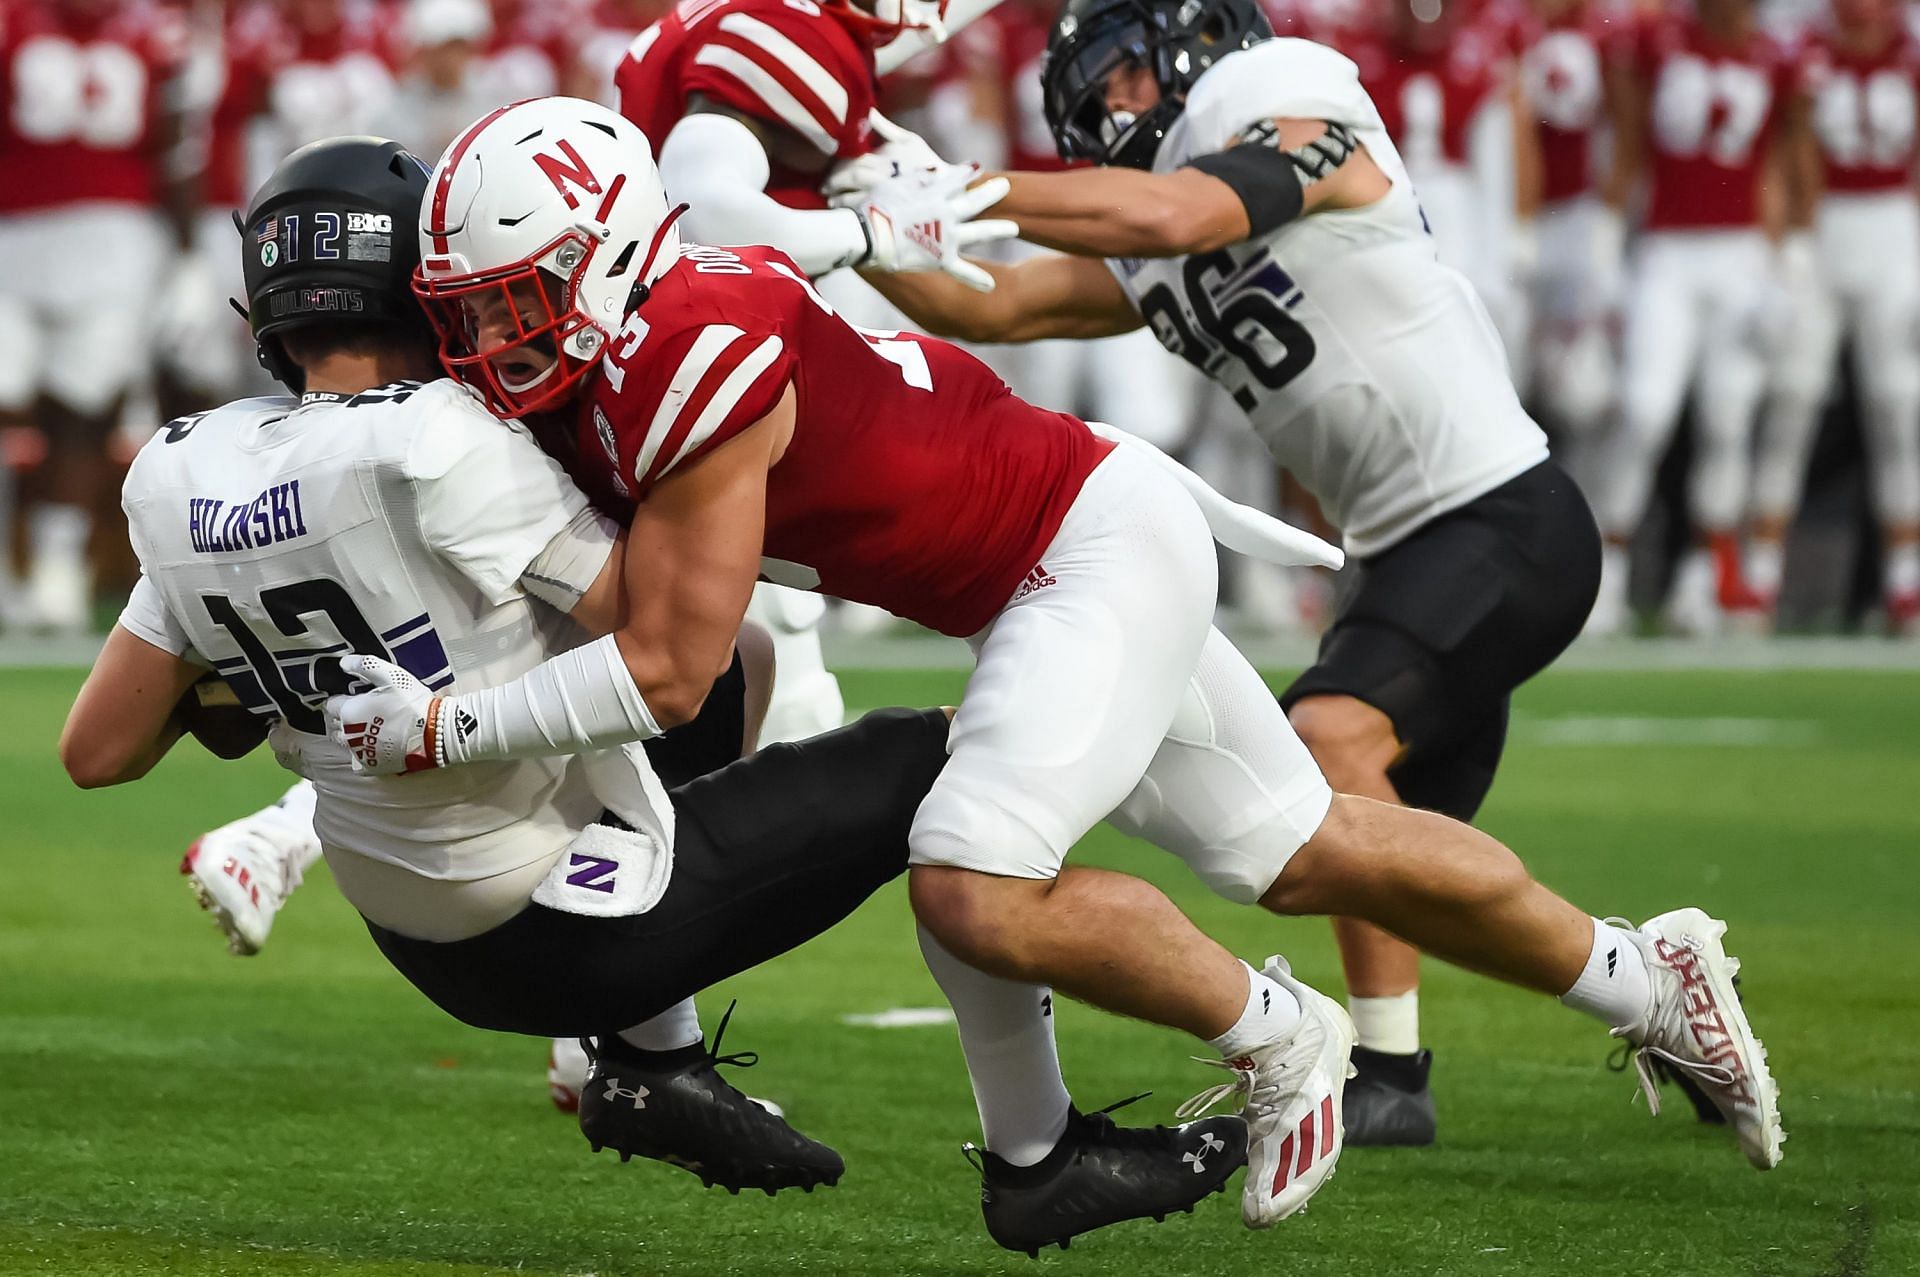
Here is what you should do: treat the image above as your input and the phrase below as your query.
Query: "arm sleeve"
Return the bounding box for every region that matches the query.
[117,572,198,660]
[612,314,796,496]
[410,387,599,605]
[660,112,870,275]
[679,6,870,158]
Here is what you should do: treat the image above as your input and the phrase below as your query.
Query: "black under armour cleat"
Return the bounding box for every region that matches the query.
[578,1004,845,1194]
[1343,1046,1437,1147]
[972,1098,1248,1258]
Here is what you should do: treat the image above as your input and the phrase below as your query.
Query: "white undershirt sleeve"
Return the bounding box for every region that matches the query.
[659,112,871,277]
[437,633,662,765]
[519,504,620,613]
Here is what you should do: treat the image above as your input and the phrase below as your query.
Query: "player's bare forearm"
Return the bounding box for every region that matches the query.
[1602,71,1646,210]
[862,253,1142,344]
[612,396,790,727]
[61,625,200,788]
[987,166,1252,257]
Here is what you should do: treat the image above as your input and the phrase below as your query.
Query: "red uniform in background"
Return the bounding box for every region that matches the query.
[567,244,1111,637]
[250,0,399,154]
[1628,11,1794,231]
[1588,4,1800,631]
[957,0,1065,171]
[0,0,185,215]
[616,0,878,206]
[483,0,585,101]
[1750,13,1920,624]
[0,0,185,415]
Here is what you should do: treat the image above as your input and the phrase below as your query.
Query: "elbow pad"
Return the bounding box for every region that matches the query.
[659,112,871,276]
[1184,120,1359,237]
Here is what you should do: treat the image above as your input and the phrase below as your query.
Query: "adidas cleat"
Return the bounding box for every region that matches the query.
[1343,1046,1437,1147]
[971,1098,1246,1257]
[578,1005,843,1193]
[1179,955,1355,1227]
[180,783,321,956]
[1613,909,1784,1169]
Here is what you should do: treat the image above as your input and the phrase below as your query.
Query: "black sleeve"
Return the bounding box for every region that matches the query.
[1186,145,1305,237]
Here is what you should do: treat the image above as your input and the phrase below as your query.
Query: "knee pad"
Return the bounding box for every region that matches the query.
[1108,647,1333,904]
[909,771,1066,882]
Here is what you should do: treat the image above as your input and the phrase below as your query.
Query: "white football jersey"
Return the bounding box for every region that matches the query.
[1110,38,1549,558]
[117,380,663,882]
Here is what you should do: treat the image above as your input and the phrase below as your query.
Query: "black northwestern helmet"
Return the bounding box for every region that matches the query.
[237,136,434,390]
[1041,0,1271,169]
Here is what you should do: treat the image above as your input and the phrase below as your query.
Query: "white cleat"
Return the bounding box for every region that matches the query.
[1177,956,1356,1228]
[179,784,322,956]
[1614,909,1784,1170]
[549,1036,590,1112]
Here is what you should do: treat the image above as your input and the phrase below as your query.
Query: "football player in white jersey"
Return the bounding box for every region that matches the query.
[58,135,966,1198]
[851,0,1726,1151]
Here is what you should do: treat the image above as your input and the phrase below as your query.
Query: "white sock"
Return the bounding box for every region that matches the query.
[1559,917,1653,1028]
[618,997,703,1053]
[918,926,1070,1166]
[1885,544,1920,598]
[29,502,88,562]
[1208,962,1301,1059]
[1745,540,1785,598]
[1349,991,1420,1055]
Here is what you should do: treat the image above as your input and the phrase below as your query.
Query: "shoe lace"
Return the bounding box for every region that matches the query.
[1175,1056,1258,1121]
[577,999,761,1071]
[1602,924,1736,1116]
[958,1092,1161,1172]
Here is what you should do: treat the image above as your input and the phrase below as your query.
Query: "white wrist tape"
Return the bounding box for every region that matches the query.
[437,633,662,765]
[659,113,870,276]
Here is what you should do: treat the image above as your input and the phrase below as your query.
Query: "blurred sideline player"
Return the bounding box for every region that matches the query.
[374,0,506,162]
[855,0,1693,1153]
[1751,0,1920,633]
[0,0,191,631]
[1585,0,1814,635]
[63,135,952,1196]
[1333,0,1540,388]
[1516,0,1625,448]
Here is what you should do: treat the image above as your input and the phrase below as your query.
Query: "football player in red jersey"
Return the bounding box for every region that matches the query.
[1752,0,1920,633]
[331,96,1780,1244]
[1337,0,1540,369]
[0,0,192,631]
[1587,0,1815,636]
[1516,0,1625,448]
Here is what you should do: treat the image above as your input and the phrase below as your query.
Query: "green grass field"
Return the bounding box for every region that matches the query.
[3,663,1916,1276]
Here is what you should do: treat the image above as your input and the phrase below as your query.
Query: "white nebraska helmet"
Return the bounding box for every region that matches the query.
[412,96,684,416]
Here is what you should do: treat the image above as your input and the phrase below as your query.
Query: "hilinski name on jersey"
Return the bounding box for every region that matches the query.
[187,481,309,555]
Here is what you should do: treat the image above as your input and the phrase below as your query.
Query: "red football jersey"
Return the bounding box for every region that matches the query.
[616,0,878,208]
[1521,6,1610,204]
[564,244,1114,637]
[1627,13,1795,231]
[0,0,186,214]
[195,1,281,210]
[955,0,1068,172]
[1802,28,1920,194]
[1344,21,1510,169]
[481,0,585,101]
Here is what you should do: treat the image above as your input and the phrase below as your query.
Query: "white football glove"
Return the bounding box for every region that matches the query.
[324,654,440,774]
[850,166,1017,292]
[824,109,950,202]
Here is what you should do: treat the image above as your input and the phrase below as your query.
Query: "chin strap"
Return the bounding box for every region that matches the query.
[624,202,690,313]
